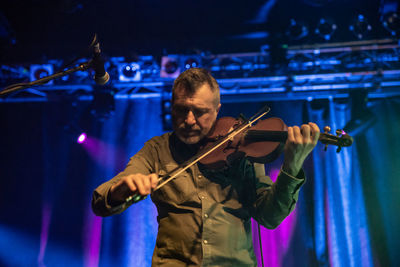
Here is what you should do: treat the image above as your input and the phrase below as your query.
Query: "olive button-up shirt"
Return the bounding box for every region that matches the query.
[92,132,305,266]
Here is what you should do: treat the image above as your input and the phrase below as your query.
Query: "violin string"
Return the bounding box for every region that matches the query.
[120,107,272,208]
[154,109,271,191]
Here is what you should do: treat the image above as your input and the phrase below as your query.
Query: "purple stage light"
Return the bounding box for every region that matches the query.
[77,133,87,144]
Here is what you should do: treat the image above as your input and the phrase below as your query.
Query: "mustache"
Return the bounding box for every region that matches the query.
[179,124,200,131]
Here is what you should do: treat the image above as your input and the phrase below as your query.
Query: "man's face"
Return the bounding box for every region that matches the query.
[172,83,221,144]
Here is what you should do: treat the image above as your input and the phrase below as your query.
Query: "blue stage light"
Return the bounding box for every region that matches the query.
[286,19,309,40]
[349,14,372,40]
[382,12,400,37]
[315,18,337,41]
[118,63,141,82]
[185,58,198,69]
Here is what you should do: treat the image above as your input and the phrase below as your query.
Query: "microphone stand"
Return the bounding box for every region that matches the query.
[0,61,92,97]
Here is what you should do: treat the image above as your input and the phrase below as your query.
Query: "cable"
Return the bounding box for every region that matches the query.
[257,222,265,267]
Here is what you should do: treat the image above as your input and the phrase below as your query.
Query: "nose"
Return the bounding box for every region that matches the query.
[185,110,196,126]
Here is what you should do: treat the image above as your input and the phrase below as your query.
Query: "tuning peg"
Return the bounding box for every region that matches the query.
[336,146,342,153]
[323,126,331,151]
[336,129,343,136]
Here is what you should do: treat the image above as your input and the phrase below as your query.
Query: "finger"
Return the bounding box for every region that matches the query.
[286,127,295,144]
[134,175,147,196]
[285,127,296,148]
[113,176,137,202]
[292,126,303,144]
[142,174,152,194]
[308,122,320,143]
[125,177,137,193]
[301,124,311,142]
[149,173,159,190]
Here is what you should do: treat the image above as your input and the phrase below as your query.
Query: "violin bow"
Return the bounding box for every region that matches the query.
[111,106,272,211]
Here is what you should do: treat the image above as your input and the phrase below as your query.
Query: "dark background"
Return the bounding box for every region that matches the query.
[0,0,389,62]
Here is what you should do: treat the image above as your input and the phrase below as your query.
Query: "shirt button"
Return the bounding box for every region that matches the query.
[200,196,205,199]
[204,213,209,218]
[198,174,202,179]
[203,240,208,244]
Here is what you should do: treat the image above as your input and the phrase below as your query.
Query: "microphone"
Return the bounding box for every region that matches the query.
[91,41,110,85]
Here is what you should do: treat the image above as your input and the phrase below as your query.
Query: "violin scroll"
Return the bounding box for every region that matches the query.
[321,126,353,153]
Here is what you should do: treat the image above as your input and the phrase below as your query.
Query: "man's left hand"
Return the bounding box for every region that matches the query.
[282,122,320,176]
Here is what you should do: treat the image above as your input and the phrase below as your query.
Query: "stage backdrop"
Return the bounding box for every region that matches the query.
[0,96,399,267]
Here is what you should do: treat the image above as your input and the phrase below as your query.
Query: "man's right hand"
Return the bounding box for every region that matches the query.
[109,173,159,203]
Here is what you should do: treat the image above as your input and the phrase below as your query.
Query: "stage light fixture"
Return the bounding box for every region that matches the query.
[165,61,178,74]
[286,19,309,40]
[382,12,400,37]
[64,121,88,144]
[315,18,337,41]
[30,64,54,84]
[185,58,198,69]
[138,55,160,80]
[161,56,181,78]
[349,14,372,40]
[77,133,87,144]
[183,56,201,70]
[118,63,141,82]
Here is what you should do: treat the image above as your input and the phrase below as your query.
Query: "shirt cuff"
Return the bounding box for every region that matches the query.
[94,182,122,213]
[276,167,306,194]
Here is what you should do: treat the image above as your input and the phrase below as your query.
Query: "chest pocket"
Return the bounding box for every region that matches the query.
[156,164,193,204]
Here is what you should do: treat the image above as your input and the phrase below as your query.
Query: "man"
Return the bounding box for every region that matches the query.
[92,68,320,266]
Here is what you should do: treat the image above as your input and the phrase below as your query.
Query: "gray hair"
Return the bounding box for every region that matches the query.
[172,68,220,107]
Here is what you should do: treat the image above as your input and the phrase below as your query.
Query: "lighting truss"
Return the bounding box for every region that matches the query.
[0,39,399,103]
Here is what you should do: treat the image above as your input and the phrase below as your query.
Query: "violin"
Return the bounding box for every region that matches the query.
[199,116,353,169]
[111,106,353,211]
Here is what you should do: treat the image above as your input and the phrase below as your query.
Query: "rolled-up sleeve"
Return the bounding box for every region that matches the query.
[253,168,306,229]
[91,141,156,217]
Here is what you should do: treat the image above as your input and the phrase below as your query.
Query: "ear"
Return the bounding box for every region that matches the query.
[216,103,221,114]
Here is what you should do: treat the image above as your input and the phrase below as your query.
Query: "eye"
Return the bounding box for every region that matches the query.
[172,105,189,115]
[193,108,209,117]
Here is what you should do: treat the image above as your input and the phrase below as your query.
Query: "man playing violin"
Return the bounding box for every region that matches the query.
[92,67,320,266]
